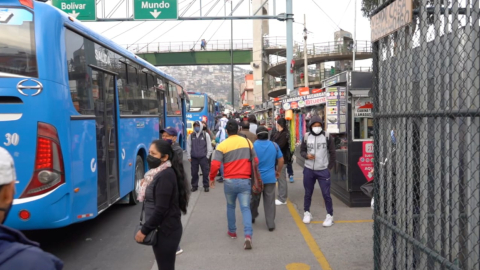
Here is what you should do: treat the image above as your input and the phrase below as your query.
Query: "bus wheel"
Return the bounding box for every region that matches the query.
[129,155,144,205]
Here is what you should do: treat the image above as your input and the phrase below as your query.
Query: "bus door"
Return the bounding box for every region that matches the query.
[91,67,120,211]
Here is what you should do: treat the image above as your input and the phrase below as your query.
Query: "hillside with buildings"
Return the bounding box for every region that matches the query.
[158,65,250,107]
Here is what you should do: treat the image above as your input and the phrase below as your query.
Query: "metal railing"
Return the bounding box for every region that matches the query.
[123,39,254,53]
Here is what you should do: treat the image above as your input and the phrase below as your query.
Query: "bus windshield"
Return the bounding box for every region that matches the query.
[0,8,37,78]
[189,94,205,111]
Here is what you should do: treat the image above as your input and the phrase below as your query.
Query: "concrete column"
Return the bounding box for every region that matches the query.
[252,0,269,104]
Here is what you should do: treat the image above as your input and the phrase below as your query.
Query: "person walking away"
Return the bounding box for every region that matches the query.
[215,115,229,183]
[239,121,257,143]
[251,127,284,231]
[201,39,207,50]
[160,128,187,255]
[0,147,63,270]
[135,140,189,270]
[299,115,336,226]
[209,120,255,249]
[187,121,213,192]
[248,115,258,134]
[271,118,290,206]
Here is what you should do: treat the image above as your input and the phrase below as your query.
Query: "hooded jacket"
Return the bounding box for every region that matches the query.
[0,224,63,270]
[216,117,229,143]
[187,121,213,159]
[300,115,336,171]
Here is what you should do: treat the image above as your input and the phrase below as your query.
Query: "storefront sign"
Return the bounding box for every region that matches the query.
[371,0,413,42]
[325,76,339,87]
[299,87,310,96]
[326,87,347,134]
[305,97,327,107]
[354,98,373,117]
[312,88,323,94]
[281,92,327,109]
[358,141,374,182]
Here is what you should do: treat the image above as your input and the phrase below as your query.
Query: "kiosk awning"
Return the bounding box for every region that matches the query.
[349,89,370,97]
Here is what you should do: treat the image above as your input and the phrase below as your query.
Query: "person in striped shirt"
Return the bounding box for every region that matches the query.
[209,119,257,250]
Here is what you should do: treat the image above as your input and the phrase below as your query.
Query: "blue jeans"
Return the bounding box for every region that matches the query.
[224,179,253,237]
[287,163,294,177]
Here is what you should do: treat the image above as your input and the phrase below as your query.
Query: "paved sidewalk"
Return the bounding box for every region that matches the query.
[152,162,373,270]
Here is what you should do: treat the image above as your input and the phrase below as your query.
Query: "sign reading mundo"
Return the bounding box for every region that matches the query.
[133,0,178,20]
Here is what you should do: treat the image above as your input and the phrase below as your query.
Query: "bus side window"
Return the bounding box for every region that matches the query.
[126,64,140,114]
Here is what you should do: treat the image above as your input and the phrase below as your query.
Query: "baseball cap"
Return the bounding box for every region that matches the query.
[0,147,16,185]
[160,127,178,137]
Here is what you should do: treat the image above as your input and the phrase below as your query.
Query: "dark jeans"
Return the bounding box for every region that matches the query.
[152,226,182,270]
[286,163,294,177]
[303,167,333,215]
[191,156,210,188]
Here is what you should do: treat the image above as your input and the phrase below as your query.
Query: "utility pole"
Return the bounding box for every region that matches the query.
[352,0,356,70]
[303,14,308,88]
[230,0,234,107]
[285,0,293,96]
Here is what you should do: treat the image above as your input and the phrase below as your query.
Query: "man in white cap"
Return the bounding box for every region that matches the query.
[0,147,63,270]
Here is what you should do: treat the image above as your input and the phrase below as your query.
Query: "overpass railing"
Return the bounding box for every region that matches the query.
[123,39,254,53]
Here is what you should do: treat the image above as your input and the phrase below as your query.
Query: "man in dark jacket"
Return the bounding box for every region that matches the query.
[271,118,290,206]
[239,121,257,143]
[187,121,213,192]
[161,127,183,162]
[300,115,336,226]
[0,147,63,270]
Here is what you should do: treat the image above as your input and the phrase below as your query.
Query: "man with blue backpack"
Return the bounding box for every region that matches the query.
[251,126,284,231]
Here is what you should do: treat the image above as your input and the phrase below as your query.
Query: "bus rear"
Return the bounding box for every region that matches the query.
[0,1,74,229]
[187,92,215,130]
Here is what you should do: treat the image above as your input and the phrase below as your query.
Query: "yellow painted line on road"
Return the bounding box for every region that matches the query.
[310,219,373,224]
[310,220,373,224]
[287,200,332,270]
[286,263,311,270]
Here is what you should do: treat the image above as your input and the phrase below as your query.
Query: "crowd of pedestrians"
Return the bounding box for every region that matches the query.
[0,113,336,270]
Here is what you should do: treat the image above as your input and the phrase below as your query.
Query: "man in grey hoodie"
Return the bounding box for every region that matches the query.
[300,115,336,226]
[187,121,213,192]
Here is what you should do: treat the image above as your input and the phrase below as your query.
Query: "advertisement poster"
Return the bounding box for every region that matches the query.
[358,141,374,182]
[354,98,373,117]
[282,92,327,110]
[326,87,346,133]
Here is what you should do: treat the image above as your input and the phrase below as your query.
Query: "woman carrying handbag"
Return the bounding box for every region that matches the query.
[135,140,189,270]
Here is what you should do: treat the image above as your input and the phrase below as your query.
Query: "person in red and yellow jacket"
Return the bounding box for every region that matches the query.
[209,119,257,250]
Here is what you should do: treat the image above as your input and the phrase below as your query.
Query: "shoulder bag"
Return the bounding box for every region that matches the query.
[134,202,158,246]
[244,138,264,195]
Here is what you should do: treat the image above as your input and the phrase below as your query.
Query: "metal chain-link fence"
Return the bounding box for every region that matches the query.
[372,0,480,269]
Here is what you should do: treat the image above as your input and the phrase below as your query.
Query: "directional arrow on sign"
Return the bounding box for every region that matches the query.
[69,10,80,18]
[150,9,161,18]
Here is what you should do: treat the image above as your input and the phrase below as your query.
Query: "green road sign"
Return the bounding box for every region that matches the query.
[52,0,96,21]
[133,0,178,20]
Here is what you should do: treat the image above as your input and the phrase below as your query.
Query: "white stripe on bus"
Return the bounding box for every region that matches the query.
[0,113,22,121]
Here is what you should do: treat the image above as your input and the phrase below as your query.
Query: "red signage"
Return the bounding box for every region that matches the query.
[358,141,374,182]
[312,88,323,94]
[299,87,310,96]
[291,102,298,109]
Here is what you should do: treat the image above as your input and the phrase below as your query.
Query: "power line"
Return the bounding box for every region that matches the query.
[337,0,353,27]
[191,0,226,49]
[310,0,341,31]
[110,21,147,39]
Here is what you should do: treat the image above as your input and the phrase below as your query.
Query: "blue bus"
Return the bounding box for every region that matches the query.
[186,92,216,130]
[0,0,187,230]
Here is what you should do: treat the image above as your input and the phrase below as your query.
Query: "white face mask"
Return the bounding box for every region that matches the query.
[312,127,322,134]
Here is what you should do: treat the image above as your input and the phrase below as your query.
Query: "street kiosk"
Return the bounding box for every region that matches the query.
[289,71,373,207]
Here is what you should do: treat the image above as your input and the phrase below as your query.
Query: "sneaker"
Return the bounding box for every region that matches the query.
[303,211,312,224]
[176,247,183,255]
[191,187,198,192]
[289,175,294,183]
[204,187,209,192]
[244,236,252,249]
[275,199,287,206]
[323,214,334,227]
[227,231,237,239]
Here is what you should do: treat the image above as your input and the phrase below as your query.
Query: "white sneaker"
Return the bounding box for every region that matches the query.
[323,214,334,227]
[303,211,312,224]
[275,199,286,206]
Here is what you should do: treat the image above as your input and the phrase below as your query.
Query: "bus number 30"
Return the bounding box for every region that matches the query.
[4,133,20,146]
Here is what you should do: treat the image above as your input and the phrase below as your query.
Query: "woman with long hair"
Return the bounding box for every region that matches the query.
[135,140,189,270]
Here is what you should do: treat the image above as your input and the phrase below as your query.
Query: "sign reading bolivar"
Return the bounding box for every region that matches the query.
[133,0,178,20]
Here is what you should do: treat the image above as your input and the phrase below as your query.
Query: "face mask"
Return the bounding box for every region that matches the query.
[0,202,12,224]
[147,155,162,169]
[163,139,173,145]
[194,127,200,133]
[312,127,322,134]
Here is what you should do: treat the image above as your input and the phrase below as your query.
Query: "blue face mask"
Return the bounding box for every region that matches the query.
[194,127,200,133]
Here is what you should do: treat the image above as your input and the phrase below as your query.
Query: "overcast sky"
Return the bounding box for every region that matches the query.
[60,0,373,68]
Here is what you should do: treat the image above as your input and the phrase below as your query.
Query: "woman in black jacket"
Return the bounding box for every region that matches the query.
[271,118,290,205]
[135,140,189,270]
